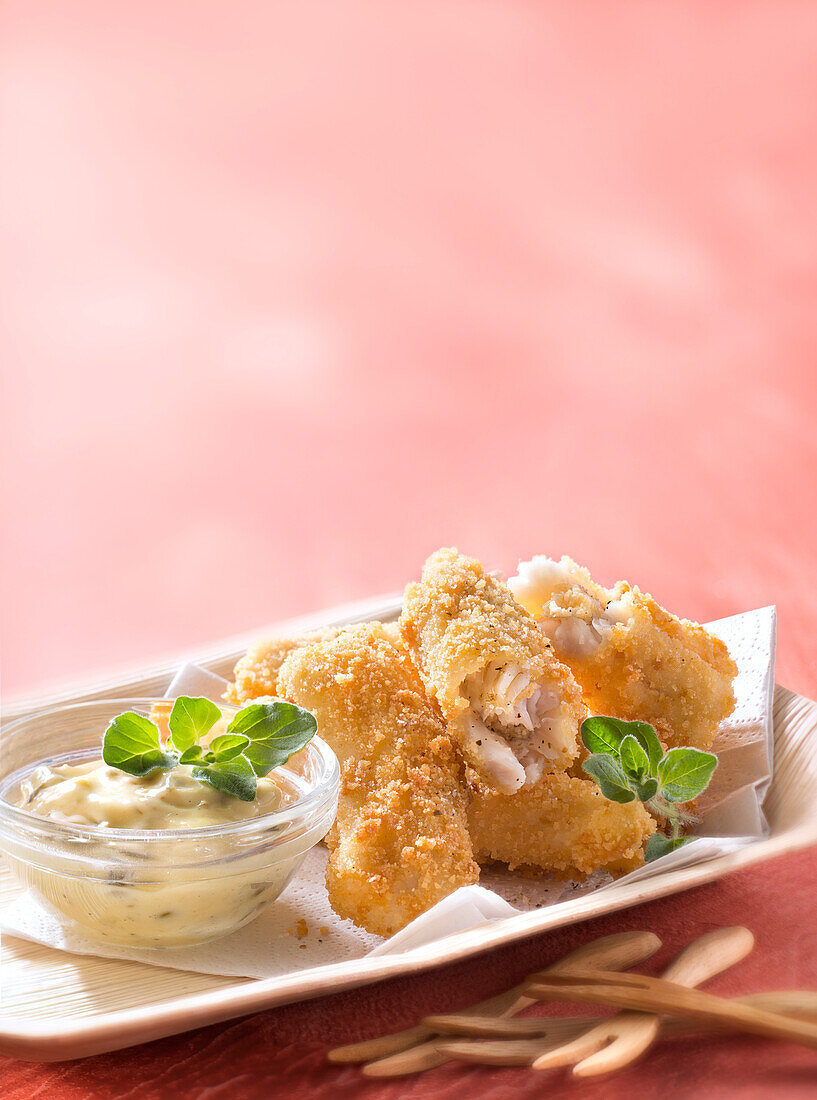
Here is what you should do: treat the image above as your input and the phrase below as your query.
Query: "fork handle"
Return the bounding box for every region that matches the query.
[529,970,817,1050]
[661,926,755,987]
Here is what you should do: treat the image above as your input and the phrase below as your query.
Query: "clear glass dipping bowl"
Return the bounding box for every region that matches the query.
[0,698,339,948]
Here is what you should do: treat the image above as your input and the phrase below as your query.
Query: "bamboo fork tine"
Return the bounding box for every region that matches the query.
[344,930,661,1076]
[527,970,817,1051]
[327,1024,428,1064]
[436,1034,588,1067]
[534,930,663,975]
[533,926,754,1075]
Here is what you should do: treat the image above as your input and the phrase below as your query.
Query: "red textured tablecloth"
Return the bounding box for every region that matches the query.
[2,2,817,1096]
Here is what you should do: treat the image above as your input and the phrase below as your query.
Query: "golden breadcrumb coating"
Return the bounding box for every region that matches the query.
[400,548,583,792]
[275,622,478,937]
[510,556,737,752]
[226,622,401,705]
[468,770,655,877]
[226,628,346,705]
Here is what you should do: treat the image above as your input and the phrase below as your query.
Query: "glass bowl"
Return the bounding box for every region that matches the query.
[0,698,339,948]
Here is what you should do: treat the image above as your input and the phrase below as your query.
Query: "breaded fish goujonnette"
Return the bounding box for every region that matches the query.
[226,628,344,705]
[275,623,478,937]
[510,556,737,752]
[468,771,655,878]
[400,549,584,794]
[226,623,400,705]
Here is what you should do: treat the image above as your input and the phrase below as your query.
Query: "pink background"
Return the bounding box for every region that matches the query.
[3,2,817,1096]
[4,1,817,699]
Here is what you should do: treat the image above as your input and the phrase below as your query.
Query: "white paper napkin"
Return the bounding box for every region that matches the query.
[0,606,775,978]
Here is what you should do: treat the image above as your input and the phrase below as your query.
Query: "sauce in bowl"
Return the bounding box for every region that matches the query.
[0,699,339,948]
[17,758,287,829]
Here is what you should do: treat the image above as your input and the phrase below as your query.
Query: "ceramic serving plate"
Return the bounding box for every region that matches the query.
[1,595,816,1062]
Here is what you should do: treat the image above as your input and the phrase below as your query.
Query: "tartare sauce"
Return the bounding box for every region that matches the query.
[18,759,285,830]
[5,757,311,947]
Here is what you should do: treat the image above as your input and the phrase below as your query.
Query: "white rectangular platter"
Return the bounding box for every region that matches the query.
[2,594,816,1062]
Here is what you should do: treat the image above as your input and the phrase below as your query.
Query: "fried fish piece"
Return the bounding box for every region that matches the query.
[469,770,655,877]
[276,622,478,937]
[400,548,584,794]
[226,623,399,705]
[510,556,737,751]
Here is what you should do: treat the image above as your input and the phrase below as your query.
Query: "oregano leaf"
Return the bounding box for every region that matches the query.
[192,754,257,802]
[227,701,318,777]
[168,696,222,753]
[103,713,178,776]
[582,754,635,803]
[619,734,650,784]
[645,833,697,862]
[657,748,718,803]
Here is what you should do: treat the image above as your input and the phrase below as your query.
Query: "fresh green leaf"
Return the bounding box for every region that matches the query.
[580,716,626,756]
[208,733,251,761]
[619,735,650,783]
[582,754,635,803]
[101,697,305,801]
[227,701,318,777]
[581,716,663,776]
[657,748,718,803]
[192,754,257,802]
[168,696,222,753]
[622,721,663,774]
[103,713,178,776]
[634,777,659,802]
[178,745,207,765]
[645,834,697,862]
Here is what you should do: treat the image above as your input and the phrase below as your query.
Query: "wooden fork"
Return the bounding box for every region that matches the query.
[327,930,661,1074]
[531,926,754,1075]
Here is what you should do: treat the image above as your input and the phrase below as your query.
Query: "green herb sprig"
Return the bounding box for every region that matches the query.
[580,716,718,862]
[102,696,318,802]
